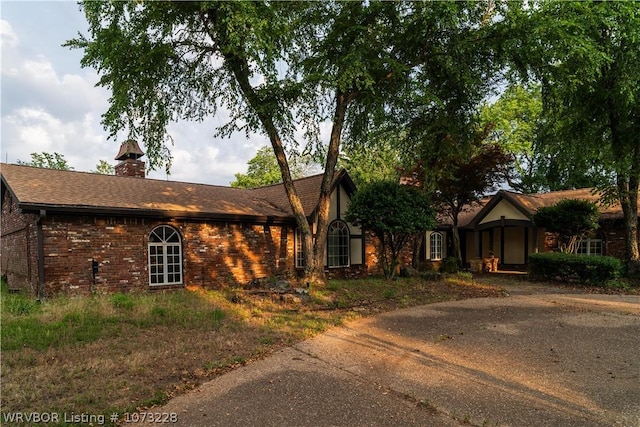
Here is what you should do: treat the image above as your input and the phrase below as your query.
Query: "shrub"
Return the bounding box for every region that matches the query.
[441,257,460,274]
[529,253,622,285]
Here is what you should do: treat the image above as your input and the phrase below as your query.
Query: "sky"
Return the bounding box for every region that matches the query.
[1,1,271,185]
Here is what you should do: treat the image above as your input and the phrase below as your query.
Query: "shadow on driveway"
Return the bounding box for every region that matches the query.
[139,286,640,427]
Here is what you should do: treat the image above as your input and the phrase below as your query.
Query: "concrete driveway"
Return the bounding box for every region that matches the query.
[138,285,640,426]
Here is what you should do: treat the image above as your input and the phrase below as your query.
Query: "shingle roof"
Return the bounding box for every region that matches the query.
[436,187,635,230]
[0,163,339,222]
[464,188,635,229]
[250,169,355,217]
[500,188,635,221]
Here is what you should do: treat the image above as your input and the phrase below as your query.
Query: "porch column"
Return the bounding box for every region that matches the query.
[474,230,481,259]
[500,216,505,268]
[524,227,529,264]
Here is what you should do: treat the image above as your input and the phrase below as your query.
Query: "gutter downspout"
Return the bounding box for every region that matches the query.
[36,209,46,300]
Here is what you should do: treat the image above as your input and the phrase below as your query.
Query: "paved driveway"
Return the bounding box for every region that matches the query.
[139,285,640,426]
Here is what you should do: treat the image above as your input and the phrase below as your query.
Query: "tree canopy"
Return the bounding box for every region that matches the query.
[68,1,504,285]
[17,152,74,170]
[67,0,639,276]
[500,1,640,268]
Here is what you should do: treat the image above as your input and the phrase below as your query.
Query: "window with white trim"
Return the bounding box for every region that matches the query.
[148,225,183,286]
[295,229,305,268]
[576,238,603,256]
[430,232,444,260]
[328,220,349,267]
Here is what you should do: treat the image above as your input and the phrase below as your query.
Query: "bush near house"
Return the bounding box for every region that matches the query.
[529,253,622,285]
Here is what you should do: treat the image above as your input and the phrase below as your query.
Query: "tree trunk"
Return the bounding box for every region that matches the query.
[226,56,354,286]
[609,97,640,274]
[305,92,353,286]
[450,208,463,267]
[222,51,320,285]
[617,174,640,275]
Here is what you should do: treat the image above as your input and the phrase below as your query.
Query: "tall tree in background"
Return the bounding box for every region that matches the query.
[338,135,403,188]
[93,160,115,175]
[231,146,289,189]
[480,84,543,193]
[230,146,314,188]
[502,1,640,271]
[17,152,73,170]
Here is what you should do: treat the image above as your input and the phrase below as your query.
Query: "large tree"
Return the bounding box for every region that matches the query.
[501,1,640,271]
[480,84,543,193]
[69,1,505,285]
[433,141,513,265]
[68,1,415,286]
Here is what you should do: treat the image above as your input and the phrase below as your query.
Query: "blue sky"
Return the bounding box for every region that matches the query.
[1,1,270,185]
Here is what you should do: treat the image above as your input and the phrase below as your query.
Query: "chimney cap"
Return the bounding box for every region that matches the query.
[115,139,145,161]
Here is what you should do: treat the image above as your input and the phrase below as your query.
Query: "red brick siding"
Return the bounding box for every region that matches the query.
[362,230,415,276]
[601,219,639,259]
[114,159,145,178]
[180,221,295,288]
[542,220,637,259]
[34,215,297,295]
[1,192,39,294]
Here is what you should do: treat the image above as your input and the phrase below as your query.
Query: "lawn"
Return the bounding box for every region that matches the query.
[0,275,509,425]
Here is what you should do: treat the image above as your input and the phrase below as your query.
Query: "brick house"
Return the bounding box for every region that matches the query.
[423,188,640,271]
[1,141,372,297]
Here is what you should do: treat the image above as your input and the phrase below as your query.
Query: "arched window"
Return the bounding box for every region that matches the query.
[430,232,443,261]
[328,220,350,267]
[148,225,183,286]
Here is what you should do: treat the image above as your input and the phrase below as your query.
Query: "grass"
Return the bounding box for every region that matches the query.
[1,275,503,425]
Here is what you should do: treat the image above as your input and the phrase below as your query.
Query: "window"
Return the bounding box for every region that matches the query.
[148,225,183,286]
[576,238,603,256]
[430,232,444,260]
[295,229,305,268]
[328,220,349,267]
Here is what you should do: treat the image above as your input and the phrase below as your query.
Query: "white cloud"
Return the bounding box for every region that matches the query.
[0,19,18,49]
[0,3,277,187]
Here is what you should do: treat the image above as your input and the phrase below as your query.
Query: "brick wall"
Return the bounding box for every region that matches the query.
[541,219,637,259]
[4,207,388,296]
[601,219,639,259]
[33,214,298,295]
[180,221,295,288]
[362,230,415,276]
[1,192,39,294]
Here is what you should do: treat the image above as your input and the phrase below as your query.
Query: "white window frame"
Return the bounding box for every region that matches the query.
[429,232,444,261]
[327,220,350,268]
[148,225,183,286]
[295,228,305,269]
[576,237,603,256]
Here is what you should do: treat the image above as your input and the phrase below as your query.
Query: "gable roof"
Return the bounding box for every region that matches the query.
[468,187,636,228]
[0,163,350,223]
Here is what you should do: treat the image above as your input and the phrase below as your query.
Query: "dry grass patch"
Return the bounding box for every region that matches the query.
[1,275,503,425]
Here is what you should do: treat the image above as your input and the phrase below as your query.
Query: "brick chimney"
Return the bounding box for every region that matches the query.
[114,140,145,178]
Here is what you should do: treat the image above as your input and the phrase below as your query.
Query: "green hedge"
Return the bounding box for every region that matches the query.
[528,253,622,285]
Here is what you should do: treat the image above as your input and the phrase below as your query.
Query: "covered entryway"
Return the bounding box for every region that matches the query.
[466,196,546,270]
